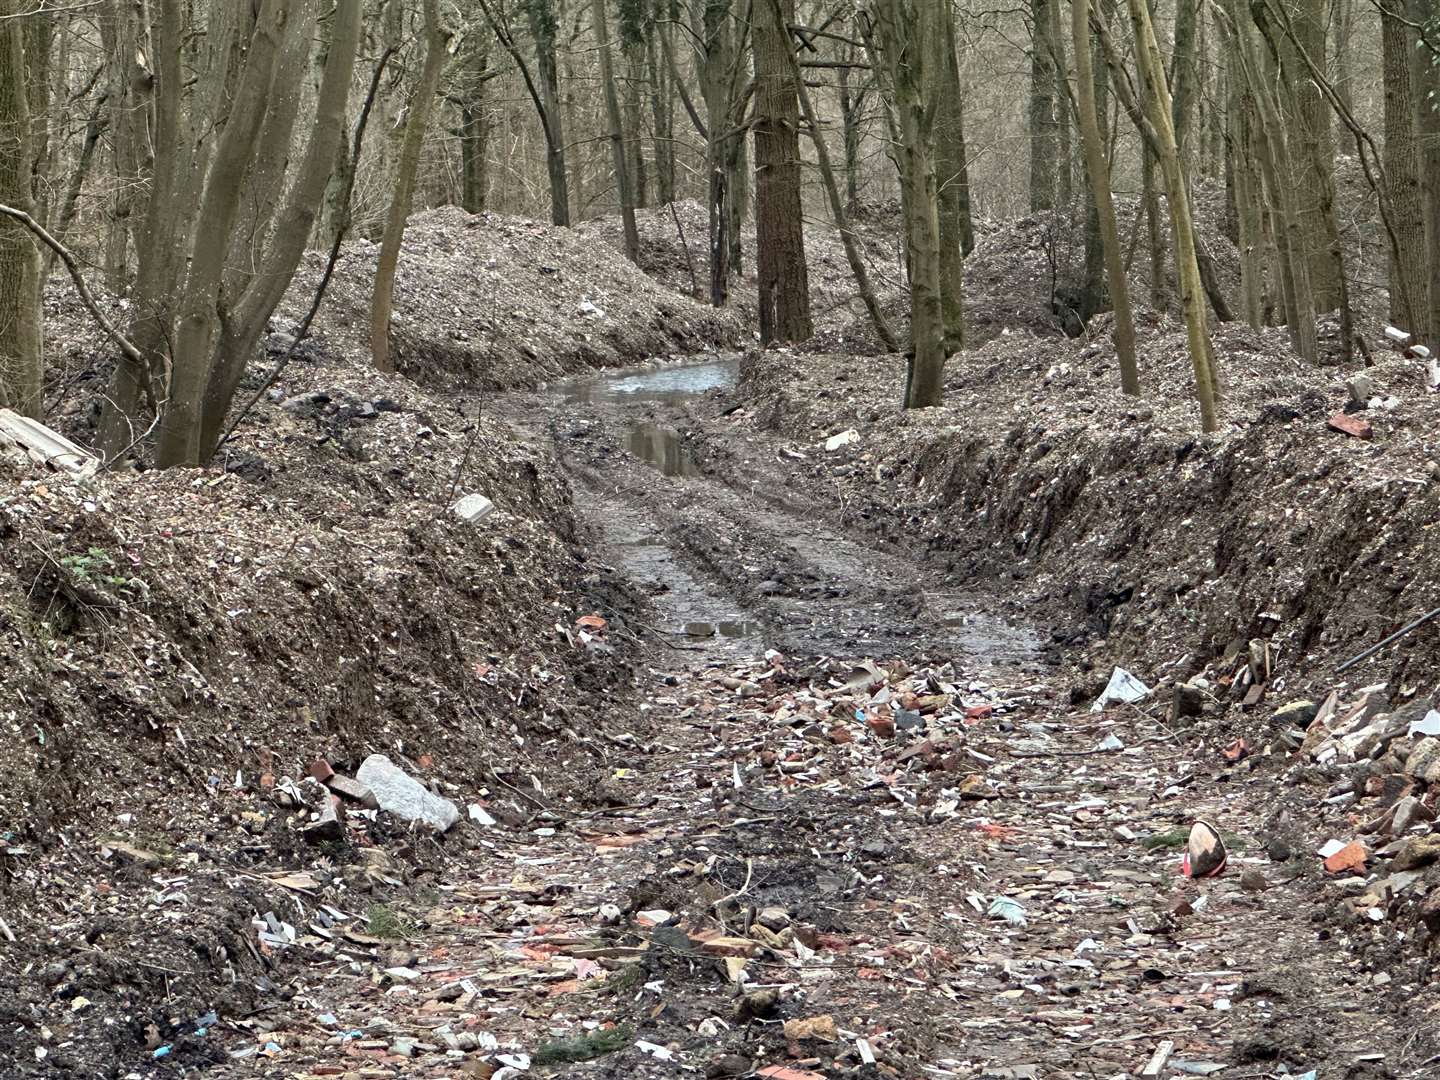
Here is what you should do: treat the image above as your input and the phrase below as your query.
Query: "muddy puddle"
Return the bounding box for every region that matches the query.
[559,355,739,404]
[625,421,696,477]
[548,353,1041,667]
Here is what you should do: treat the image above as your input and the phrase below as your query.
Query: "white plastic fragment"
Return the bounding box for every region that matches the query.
[1408,710,1440,739]
[1385,325,1411,343]
[825,428,860,451]
[636,1041,674,1061]
[1091,667,1151,712]
[987,896,1027,926]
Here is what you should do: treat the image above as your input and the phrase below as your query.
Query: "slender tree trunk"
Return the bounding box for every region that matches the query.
[1230,71,1266,328]
[1171,0,1198,151]
[1384,4,1424,329]
[1030,0,1059,210]
[0,0,41,417]
[1127,0,1219,430]
[753,0,812,342]
[1270,0,1341,309]
[1409,0,1440,344]
[838,58,863,213]
[784,4,897,350]
[1073,0,1140,393]
[370,0,449,374]
[156,0,292,466]
[934,6,968,350]
[594,0,640,261]
[648,29,675,203]
[459,36,492,214]
[528,0,571,225]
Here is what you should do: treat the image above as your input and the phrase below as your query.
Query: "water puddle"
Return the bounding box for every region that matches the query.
[560,356,739,405]
[626,421,697,477]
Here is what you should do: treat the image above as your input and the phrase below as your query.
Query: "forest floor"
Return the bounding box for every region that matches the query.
[6,203,1440,1079]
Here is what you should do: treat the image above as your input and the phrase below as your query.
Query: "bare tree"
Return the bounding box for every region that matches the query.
[372,0,452,374]
[0,0,41,417]
[753,0,812,342]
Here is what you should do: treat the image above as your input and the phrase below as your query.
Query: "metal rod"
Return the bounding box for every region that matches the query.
[1336,607,1440,673]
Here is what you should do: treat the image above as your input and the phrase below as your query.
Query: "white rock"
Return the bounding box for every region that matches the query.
[356,754,460,832]
[452,493,495,523]
[825,429,860,452]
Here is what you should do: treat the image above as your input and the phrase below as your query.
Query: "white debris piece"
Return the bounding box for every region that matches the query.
[452,493,495,523]
[1385,325,1412,343]
[1091,667,1151,712]
[825,429,860,452]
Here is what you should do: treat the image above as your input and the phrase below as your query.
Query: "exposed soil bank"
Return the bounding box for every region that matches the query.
[732,334,1440,701]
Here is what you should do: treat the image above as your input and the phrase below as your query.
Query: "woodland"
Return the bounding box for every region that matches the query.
[8,1,1440,1078]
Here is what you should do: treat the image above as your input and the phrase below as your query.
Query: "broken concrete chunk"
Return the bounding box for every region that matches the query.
[98,840,163,867]
[1271,699,1318,730]
[1394,834,1440,872]
[325,773,380,810]
[1170,680,1205,722]
[1391,795,1434,836]
[355,754,460,832]
[1346,374,1375,407]
[451,493,495,523]
[1404,738,1440,784]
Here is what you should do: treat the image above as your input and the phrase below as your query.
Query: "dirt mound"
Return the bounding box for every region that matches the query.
[278,206,743,391]
[0,340,645,1074]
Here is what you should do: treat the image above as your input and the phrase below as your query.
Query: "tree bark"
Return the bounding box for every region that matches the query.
[753,0,812,342]
[0,0,41,417]
[933,5,968,350]
[595,0,640,261]
[1384,3,1425,329]
[870,0,945,407]
[371,0,449,374]
[1030,0,1059,210]
[1127,0,1220,430]
[1073,0,1140,394]
[1409,0,1440,344]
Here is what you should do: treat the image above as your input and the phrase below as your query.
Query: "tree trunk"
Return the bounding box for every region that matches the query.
[371,0,448,374]
[459,35,492,214]
[528,0,571,225]
[1383,4,1424,329]
[1029,0,1059,210]
[1409,0,1440,344]
[594,0,640,261]
[0,0,41,417]
[785,2,897,350]
[934,6,968,350]
[753,0,812,343]
[648,28,675,203]
[1271,0,1341,310]
[838,57,863,213]
[871,0,945,407]
[1127,0,1220,430]
[1073,0,1140,393]
[1230,70,1266,328]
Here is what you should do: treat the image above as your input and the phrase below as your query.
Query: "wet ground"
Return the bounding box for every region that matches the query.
[538,355,1040,668]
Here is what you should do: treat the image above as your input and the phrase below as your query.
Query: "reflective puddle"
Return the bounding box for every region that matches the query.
[626,421,697,477]
[560,356,740,405]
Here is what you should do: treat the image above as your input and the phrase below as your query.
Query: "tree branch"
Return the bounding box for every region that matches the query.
[0,202,145,370]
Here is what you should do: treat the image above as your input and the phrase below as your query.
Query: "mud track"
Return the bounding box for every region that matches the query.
[198,357,1434,1079]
